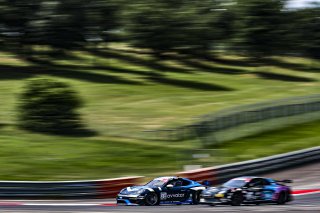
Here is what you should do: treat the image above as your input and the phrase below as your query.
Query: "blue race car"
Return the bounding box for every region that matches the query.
[116,176,206,206]
[200,176,293,206]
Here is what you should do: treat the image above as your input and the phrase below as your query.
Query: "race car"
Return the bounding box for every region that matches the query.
[116,176,206,205]
[200,176,293,206]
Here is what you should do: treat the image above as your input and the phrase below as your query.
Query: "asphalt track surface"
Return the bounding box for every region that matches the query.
[0,193,319,213]
[0,162,319,213]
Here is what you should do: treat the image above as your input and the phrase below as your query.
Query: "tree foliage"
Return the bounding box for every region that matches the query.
[125,0,235,56]
[232,0,286,57]
[0,0,319,58]
[18,77,85,135]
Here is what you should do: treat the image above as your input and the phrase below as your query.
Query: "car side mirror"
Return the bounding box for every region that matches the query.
[202,180,211,186]
[166,184,174,189]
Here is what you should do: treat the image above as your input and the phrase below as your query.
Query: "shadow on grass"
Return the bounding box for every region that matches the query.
[46,128,98,137]
[147,75,233,91]
[0,64,143,85]
[27,55,159,78]
[0,63,232,91]
[262,58,319,73]
[21,125,97,137]
[254,71,316,82]
[189,53,257,68]
[0,123,7,129]
[88,49,193,74]
[164,54,248,75]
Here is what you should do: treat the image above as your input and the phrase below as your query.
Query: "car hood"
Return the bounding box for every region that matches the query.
[202,186,233,195]
[119,185,151,195]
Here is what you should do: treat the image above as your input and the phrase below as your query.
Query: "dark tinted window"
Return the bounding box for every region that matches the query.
[249,178,264,187]
[181,179,191,186]
[262,179,271,185]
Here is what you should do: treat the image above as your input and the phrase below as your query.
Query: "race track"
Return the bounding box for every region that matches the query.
[0,193,319,213]
[0,162,319,213]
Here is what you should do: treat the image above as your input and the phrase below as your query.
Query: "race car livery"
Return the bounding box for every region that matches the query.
[117,176,205,206]
[200,176,293,206]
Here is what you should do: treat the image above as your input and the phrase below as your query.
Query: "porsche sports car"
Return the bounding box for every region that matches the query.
[116,176,206,205]
[200,176,293,206]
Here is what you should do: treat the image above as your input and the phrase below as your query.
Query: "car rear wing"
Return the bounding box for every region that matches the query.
[276,179,293,183]
[201,180,212,186]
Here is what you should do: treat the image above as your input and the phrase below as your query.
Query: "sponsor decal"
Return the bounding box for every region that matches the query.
[160,192,167,200]
[167,193,185,198]
[160,192,185,200]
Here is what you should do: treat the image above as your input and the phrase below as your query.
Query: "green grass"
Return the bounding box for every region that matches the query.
[0,120,319,180]
[220,120,320,163]
[0,126,189,180]
[0,44,319,180]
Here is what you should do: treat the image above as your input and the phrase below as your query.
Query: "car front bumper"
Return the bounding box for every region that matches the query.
[200,194,230,204]
[116,194,145,205]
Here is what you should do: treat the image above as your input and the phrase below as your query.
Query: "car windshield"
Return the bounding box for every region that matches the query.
[223,179,247,188]
[145,178,169,187]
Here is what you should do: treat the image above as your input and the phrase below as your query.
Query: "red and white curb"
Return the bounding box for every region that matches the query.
[292,189,320,196]
[0,189,318,207]
[0,202,117,207]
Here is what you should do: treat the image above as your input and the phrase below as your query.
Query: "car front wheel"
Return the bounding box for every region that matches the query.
[145,193,159,206]
[231,192,243,206]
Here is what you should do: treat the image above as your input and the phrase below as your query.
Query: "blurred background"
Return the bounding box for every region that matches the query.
[0,0,319,180]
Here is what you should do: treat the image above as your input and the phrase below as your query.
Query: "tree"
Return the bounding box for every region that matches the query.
[0,0,122,53]
[0,0,43,52]
[125,0,235,56]
[18,77,86,135]
[293,6,320,59]
[232,0,286,58]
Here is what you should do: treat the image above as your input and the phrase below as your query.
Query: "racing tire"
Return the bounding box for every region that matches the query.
[230,192,243,206]
[191,191,201,205]
[276,192,287,205]
[286,191,293,202]
[144,192,160,206]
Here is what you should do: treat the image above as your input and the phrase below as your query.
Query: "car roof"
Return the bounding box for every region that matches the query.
[154,176,177,181]
[233,176,259,180]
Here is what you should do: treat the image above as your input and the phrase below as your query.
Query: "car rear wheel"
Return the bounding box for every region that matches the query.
[231,192,243,206]
[277,192,287,205]
[145,193,159,206]
[192,191,201,205]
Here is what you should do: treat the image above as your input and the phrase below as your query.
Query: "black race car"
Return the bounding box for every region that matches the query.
[200,176,293,206]
[117,176,206,205]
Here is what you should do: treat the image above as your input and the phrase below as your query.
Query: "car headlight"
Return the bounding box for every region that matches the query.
[218,190,226,194]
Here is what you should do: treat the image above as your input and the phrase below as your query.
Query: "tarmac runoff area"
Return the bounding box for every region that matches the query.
[0,161,319,213]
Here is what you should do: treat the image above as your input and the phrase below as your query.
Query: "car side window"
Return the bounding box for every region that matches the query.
[181,179,191,186]
[262,179,270,186]
[175,181,182,187]
[166,180,181,187]
[166,180,176,186]
[249,179,262,187]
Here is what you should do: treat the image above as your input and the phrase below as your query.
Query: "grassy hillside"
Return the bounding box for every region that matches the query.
[0,44,319,180]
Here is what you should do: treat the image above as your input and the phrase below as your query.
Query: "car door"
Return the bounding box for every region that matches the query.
[261,178,276,201]
[164,179,187,202]
[246,178,264,201]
